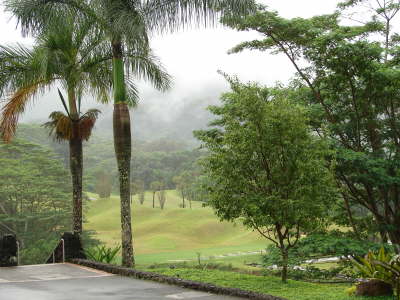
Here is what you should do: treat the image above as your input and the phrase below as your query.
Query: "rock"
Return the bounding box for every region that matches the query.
[356,279,393,297]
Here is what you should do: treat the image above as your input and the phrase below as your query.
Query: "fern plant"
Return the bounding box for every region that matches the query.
[85,245,121,264]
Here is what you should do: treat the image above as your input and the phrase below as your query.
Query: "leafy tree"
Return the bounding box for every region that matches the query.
[195,77,337,282]
[0,139,71,264]
[5,0,255,267]
[223,2,400,247]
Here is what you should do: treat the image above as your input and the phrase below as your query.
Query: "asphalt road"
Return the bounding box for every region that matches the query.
[0,263,241,300]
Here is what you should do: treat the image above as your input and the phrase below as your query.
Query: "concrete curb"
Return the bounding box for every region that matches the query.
[71,259,287,300]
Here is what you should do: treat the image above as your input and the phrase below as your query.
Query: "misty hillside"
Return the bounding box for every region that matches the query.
[94,92,220,147]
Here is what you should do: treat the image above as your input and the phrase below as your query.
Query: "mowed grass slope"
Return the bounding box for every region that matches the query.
[85,190,267,265]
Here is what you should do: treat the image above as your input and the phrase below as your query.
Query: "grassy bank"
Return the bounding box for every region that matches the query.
[140,267,392,300]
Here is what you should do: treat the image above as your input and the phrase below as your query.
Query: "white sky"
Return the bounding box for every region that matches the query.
[0,0,340,123]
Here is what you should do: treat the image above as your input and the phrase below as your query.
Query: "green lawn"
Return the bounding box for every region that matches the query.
[85,191,267,265]
[140,267,392,300]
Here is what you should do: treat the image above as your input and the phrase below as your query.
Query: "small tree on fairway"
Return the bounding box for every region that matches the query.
[158,189,166,210]
[138,191,145,205]
[150,181,161,208]
[134,180,145,205]
[173,176,186,208]
[195,76,337,283]
[95,170,113,199]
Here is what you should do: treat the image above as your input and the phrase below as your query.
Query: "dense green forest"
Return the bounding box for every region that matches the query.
[0,139,71,264]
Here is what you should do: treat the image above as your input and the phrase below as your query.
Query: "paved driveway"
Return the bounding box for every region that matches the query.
[0,264,240,300]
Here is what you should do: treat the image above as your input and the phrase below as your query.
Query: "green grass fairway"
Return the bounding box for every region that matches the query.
[85,190,267,265]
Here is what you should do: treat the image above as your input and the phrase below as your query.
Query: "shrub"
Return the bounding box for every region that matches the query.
[85,244,121,264]
[351,247,400,299]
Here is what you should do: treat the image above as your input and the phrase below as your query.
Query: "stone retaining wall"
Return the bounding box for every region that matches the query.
[71,259,287,300]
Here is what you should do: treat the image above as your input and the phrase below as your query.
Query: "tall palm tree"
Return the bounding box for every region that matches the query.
[0,15,170,236]
[5,0,256,267]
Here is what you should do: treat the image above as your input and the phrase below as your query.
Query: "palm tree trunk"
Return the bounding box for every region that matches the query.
[112,39,134,268]
[67,88,83,234]
[70,121,83,233]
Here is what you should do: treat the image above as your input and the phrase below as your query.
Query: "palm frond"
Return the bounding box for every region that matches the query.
[125,48,172,92]
[4,0,98,36]
[43,108,100,142]
[125,78,139,107]
[0,81,49,142]
[79,108,101,141]
[43,111,72,141]
[141,0,257,33]
[0,44,49,98]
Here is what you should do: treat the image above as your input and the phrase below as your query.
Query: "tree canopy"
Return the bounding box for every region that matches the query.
[223,2,400,247]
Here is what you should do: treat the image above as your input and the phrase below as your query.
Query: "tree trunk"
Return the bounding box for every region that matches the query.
[70,121,83,233]
[152,193,155,208]
[67,85,83,235]
[343,193,360,239]
[112,40,134,268]
[281,250,289,283]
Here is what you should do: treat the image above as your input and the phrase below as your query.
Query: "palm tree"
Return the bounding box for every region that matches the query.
[5,0,255,267]
[0,15,170,236]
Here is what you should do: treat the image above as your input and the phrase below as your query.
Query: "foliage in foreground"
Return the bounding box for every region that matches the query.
[141,267,392,300]
[351,247,400,299]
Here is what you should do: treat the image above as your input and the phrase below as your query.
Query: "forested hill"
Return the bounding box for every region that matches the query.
[15,124,205,196]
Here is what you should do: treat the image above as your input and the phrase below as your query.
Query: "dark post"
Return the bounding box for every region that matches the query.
[0,235,18,267]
